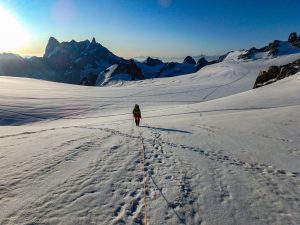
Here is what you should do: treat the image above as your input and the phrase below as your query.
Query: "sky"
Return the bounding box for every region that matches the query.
[0,0,300,59]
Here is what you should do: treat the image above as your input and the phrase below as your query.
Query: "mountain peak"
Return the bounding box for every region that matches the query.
[288,32,300,48]
[44,37,61,58]
[48,37,60,46]
[144,57,163,66]
[183,56,196,64]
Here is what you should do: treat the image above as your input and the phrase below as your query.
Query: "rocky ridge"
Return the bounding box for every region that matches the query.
[1,32,300,87]
[253,59,300,88]
[252,32,300,88]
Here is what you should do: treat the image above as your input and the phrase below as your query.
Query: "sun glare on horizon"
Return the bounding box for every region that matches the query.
[0,5,31,53]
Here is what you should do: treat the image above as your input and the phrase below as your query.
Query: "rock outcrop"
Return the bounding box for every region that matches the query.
[195,57,208,70]
[114,60,144,80]
[253,59,300,88]
[79,72,98,86]
[238,40,280,60]
[144,57,163,66]
[240,32,300,60]
[44,37,122,74]
[288,32,300,48]
[155,52,230,78]
[0,37,147,85]
[96,60,144,86]
[183,56,196,64]
[288,32,298,43]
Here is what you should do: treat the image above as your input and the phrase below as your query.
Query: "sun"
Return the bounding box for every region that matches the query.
[0,5,31,53]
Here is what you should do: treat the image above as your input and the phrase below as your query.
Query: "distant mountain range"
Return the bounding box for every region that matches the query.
[0,32,299,86]
[134,55,220,63]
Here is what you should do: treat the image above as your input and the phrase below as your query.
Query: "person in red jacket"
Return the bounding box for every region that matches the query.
[132,104,141,126]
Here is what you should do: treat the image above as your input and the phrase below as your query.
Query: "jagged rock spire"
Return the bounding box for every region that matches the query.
[44,37,60,58]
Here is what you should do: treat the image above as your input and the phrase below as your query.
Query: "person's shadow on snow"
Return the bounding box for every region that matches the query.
[140,125,192,134]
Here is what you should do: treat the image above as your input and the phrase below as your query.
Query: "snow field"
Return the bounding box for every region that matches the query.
[0,54,300,224]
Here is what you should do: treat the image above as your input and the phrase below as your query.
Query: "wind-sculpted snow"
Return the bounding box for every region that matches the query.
[0,56,300,224]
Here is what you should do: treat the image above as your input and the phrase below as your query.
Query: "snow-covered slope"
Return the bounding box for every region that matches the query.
[125,50,300,102]
[0,57,299,224]
[96,64,120,86]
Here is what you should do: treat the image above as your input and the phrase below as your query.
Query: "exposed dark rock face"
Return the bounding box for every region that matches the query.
[287,32,300,48]
[197,52,230,66]
[195,57,208,70]
[114,60,144,80]
[79,72,98,86]
[144,57,163,66]
[183,56,196,64]
[44,37,60,58]
[217,52,232,62]
[44,37,122,77]
[238,40,281,59]
[194,53,230,71]
[97,60,145,86]
[0,37,148,85]
[253,59,300,88]
[240,33,300,60]
[288,32,298,43]
[156,62,177,77]
[166,62,177,69]
[267,41,280,56]
[155,52,230,77]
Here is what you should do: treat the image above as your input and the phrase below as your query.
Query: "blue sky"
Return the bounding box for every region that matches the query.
[0,0,300,58]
